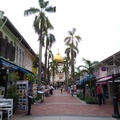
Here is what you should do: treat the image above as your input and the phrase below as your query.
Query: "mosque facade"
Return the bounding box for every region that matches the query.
[50,52,65,85]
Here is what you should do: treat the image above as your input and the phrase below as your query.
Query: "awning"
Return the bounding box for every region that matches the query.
[97,76,112,83]
[0,57,34,75]
[0,58,18,70]
[18,66,34,75]
[79,75,95,85]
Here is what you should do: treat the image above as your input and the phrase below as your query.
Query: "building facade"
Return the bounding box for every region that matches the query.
[0,10,37,74]
[50,52,65,85]
[96,51,120,101]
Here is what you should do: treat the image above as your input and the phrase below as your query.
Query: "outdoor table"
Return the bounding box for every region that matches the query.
[37,91,44,94]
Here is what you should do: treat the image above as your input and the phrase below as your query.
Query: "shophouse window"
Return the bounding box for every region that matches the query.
[19,49,22,66]
[0,31,3,38]
[22,50,24,67]
[5,36,8,42]
[16,47,19,64]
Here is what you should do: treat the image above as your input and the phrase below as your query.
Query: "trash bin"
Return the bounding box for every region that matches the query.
[26,95,33,115]
[37,91,44,102]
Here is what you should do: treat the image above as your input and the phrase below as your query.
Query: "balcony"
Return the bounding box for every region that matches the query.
[107,66,120,75]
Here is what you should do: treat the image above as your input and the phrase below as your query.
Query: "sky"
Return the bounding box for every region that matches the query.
[0,0,120,67]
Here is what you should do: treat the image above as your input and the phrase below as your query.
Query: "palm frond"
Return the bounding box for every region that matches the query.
[68,31,73,36]
[45,6,56,13]
[39,0,44,8]
[75,35,82,40]
[33,16,40,34]
[45,17,54,30]
[64,37,71,42]
[44,1,49,8]
[24,8,40,16]
[72,28,76,35]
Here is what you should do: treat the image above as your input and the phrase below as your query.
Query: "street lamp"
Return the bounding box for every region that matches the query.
[112,74,120,118]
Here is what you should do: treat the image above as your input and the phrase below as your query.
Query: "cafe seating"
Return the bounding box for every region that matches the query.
[0,99,13,120]
[0,111,2,120]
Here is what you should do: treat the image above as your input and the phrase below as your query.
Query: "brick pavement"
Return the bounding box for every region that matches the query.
[14,89,120,118]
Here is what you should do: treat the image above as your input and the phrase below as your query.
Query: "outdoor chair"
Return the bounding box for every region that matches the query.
[0,99,13,120]
[0,111,2,120]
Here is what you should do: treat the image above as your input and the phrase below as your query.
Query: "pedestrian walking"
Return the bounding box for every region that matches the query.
[40,83,46,101]
[61,86,63,93]
[50,85,54,95]
[96,84,102,105]
[70,85,74,97]
[101,86,106,104]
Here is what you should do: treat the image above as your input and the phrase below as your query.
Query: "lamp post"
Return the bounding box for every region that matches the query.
[4,69,9,98]
[112,74,120,118]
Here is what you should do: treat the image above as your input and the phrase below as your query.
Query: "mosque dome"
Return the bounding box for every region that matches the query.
[54,52,64,63]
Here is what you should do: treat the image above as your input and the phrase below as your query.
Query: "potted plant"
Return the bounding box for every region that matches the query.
[7,85,19,114]
[5,72,20,114]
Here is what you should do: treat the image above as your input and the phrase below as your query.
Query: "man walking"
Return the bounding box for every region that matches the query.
[96,84,102,105]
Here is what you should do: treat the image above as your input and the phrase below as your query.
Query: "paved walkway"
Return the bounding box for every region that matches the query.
[10,89,120,120]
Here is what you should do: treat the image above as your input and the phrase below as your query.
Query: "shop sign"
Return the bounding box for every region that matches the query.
[101,67,106,71]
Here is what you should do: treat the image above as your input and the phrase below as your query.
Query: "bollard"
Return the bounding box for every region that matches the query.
[112,74,120,118]
[112,96,120,118]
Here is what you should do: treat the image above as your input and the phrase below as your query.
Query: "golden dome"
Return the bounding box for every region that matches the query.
[54,53,64,63]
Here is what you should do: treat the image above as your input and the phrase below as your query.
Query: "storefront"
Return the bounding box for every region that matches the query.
[96,75,120,102]
[0,57,34,97]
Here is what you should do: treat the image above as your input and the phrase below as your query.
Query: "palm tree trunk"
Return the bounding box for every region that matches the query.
[47,55,50,84]
[66,62,69,85]
[53,66,55,85]
[38,32,42,89]
[44,41,48,85]
[71,49,74,82]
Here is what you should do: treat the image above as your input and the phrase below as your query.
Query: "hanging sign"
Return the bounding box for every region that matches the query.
[101,67,106,71]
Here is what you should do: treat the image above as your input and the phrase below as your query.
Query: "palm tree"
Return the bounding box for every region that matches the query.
[49,59,58,84]
[74,67,85,80]
[64,45,79,83]
[78,58,99,75]
[24,0,56,87]
[44,33,56,84]
[47,49,53,83]
[74,66,86,96]
[64,28,81,82]
[78,58,99,97]
[62,56,70,85]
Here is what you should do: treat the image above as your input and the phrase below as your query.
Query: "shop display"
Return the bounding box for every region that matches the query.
[16,80,28,110]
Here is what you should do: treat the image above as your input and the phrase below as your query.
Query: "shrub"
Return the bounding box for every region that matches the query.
[77,94,85,100]
[77,94,99,104]
[85,97,98,104]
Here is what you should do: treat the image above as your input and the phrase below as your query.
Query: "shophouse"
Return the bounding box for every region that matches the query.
[0,10,41,93]
[96,51,120,102]
[0,10,38,73]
